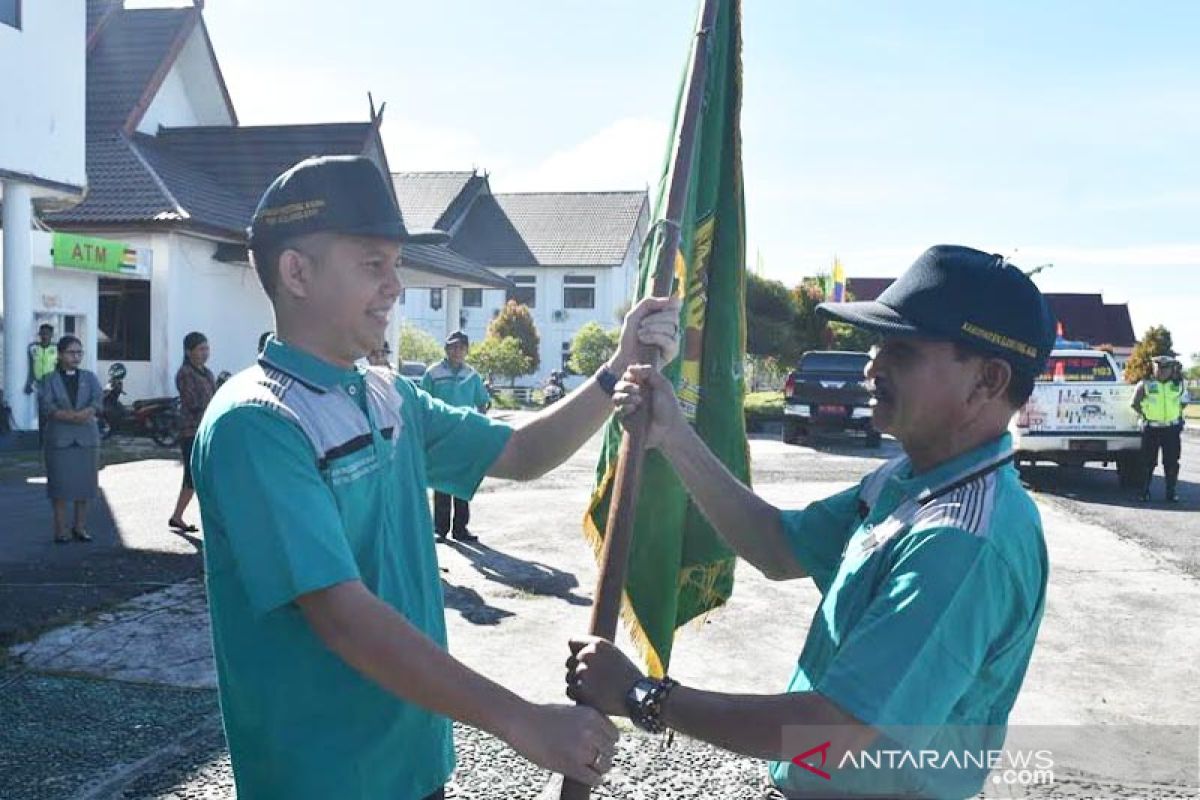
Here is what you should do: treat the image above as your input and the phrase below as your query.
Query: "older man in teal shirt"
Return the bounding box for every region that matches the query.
[570,245,1056,799]
[422,330,490,542]
[192,156,680,800]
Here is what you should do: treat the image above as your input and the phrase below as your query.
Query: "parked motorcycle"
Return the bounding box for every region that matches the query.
[542,370,566,406]
[98,363,180,447]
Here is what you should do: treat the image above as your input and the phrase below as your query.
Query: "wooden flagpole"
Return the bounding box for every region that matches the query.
[558,0,722,797]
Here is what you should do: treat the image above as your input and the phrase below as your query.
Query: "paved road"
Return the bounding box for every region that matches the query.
[1019,428,1200,578]
[2,420,1198,798]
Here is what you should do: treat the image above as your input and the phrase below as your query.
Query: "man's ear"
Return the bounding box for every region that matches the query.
[276,248,313,300]
[976,358,1012,403]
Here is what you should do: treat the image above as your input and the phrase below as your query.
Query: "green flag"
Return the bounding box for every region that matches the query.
[584,0,748,677]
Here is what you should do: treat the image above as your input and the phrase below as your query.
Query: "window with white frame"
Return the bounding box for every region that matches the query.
[462,288,483,307]
[563,275,595,309]
[0,0,20,29]
[507,275,536,308]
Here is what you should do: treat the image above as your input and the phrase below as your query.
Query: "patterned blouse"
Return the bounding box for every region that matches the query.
[176,362,217,438]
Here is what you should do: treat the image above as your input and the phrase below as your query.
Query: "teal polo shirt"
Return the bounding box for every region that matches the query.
[421,359,489,410]
[770,433,1048,799]
[192,339,512,800]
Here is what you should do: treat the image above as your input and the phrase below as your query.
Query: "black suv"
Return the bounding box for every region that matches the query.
[782,350,880,447]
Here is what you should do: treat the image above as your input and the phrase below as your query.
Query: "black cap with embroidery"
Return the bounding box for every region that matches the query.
[249,155,448,249]
[818,244,1056,375]
[445,331,470,347]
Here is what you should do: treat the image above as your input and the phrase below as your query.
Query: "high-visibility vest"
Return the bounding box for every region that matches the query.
[29,343,57,382]
[1140,380,1184,425]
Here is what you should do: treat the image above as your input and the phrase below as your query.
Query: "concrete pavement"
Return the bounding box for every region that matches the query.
[2,422,1199,797]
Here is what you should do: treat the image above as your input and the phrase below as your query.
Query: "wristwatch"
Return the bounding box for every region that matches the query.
[594,365,619,396]
[625,676,678,733]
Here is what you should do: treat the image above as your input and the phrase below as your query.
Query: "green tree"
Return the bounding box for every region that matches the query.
[790,279,830,354]
[395,324,443,365]
[1124,325,1175,383]
[1187,352,1200,382]
[745,272,800,365]
[829,320,879,353]
[487,300,541,373]
[568,322,619,375]
[469,336,532,387]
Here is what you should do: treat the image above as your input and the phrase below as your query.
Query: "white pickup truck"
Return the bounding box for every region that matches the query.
[1011,348,1143,487]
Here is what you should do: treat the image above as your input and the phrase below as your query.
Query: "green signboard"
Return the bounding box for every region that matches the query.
[51,233,128,274]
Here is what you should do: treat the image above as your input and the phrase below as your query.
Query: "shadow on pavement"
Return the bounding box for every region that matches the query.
[0,481,203,647]
[1020,463,1196,511]
[444,541,591,608]
[441,579,515,626]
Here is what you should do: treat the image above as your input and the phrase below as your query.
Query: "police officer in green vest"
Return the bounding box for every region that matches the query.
[25,323,57,395]
[1131,355,1189,503]
[26,323,58,437]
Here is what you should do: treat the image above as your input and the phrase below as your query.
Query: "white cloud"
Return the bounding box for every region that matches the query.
[491,117,668,193]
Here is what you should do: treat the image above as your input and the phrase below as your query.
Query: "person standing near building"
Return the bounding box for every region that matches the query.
[24,323,57,396]
[39,336,103,543]
[422,331,490,543]
[170,331,217,532]
[26,323,58,436]
[191,155,680,799]
[1132,354,1189,503]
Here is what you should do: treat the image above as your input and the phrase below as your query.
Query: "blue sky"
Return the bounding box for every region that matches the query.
[186,0,1200,358]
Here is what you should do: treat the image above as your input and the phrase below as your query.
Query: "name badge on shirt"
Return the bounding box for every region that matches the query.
[857,515,907,557]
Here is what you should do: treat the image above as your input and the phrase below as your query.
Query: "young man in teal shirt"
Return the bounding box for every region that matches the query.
[569,245,1056,799]
[191,155,680,800]
[422,331,490,542]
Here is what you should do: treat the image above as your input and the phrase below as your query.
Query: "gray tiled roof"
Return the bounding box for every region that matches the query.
[400,244,512,290]
[391,171,486,231]
[51,4,508,292]
[86,7,193,133]
[86,0,121,40]
[450,191,646,267]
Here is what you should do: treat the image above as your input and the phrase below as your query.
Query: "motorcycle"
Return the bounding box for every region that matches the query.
[98,363,180,447]
[542,371,566,406]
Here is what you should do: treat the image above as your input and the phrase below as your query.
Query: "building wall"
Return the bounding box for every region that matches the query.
[152,233,271,397]
[0,0,86,192]
[137,24,234,134]
[398,256,638,386]
[76,231,270,401]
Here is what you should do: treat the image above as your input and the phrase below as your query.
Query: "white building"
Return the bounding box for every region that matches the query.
[393,172,649,386]
[0,0,88,431]
[22,0,505,407]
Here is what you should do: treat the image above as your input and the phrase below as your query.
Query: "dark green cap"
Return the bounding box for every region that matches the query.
[249,155,448,249]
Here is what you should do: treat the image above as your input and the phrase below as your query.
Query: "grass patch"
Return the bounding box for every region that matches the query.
[1186,405,1199,421]
[744,390,784,432]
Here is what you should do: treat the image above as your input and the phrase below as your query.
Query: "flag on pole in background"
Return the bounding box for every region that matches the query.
[831,256,846,302]
[583,0,747,677]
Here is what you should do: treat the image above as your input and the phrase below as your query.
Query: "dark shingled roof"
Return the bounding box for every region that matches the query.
[85,7,194,133]
[87,0,121,40]
[401,244,512,290]
[449,191,646,267]
[392,171,487,231]
[844,277,893,302]
[1046,294,1137,348]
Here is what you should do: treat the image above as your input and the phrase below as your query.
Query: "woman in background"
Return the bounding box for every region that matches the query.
[39,336,103,543]
[170,331,217,532]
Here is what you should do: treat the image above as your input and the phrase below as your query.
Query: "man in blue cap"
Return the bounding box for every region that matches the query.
[422,330,490,542]
[568,245,1056,799]
[190,155,681,799]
